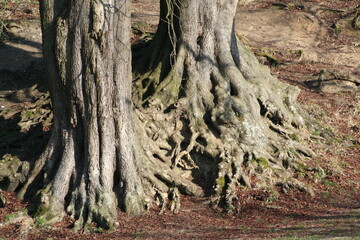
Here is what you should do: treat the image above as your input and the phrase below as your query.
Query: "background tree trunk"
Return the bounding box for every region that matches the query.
[18,0,146,230]
[133,0,316,209]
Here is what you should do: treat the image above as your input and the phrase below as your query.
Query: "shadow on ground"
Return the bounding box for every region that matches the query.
[0,32,50,191]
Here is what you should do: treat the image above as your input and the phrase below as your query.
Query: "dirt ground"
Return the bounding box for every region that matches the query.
[0,0,359,239]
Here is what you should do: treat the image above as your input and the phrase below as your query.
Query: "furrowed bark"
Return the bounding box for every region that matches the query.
[18,0,146,230]
[18,0,319,229]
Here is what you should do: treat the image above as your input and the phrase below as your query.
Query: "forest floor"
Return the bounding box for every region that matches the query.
[0,0,359,239]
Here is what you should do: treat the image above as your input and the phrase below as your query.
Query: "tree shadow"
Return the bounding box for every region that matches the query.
[97,206,360,239]
[0,32,44,91]
[0,33,50,190]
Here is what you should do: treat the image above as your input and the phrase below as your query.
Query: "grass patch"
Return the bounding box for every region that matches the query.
[4,213,17,222]
[35,217,46,227]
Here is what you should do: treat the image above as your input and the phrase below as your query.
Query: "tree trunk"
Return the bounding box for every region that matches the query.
[17,0,146,230]
[17,0,318,230]
[133,0,316,209]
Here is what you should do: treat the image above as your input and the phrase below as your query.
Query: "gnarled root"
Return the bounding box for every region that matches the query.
[132,37,317,211]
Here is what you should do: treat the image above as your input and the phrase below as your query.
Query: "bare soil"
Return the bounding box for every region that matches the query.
[0,0,359,239]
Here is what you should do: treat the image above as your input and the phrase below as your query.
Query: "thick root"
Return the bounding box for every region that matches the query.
[132,35,317,212]
[71,191,119,231]
[28,189,66,226]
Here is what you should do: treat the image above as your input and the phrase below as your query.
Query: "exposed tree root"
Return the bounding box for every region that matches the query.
[16,0,322,230]
[132,0,318,211]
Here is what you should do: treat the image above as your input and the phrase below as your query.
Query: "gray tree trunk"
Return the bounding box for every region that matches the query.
[17,0,146,230]
[133,0,316,209]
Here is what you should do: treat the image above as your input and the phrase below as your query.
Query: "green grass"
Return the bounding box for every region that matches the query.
[4,213,17,222]
[35,217,46,227]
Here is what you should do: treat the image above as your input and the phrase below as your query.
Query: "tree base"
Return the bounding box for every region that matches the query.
[133,34,318,210]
